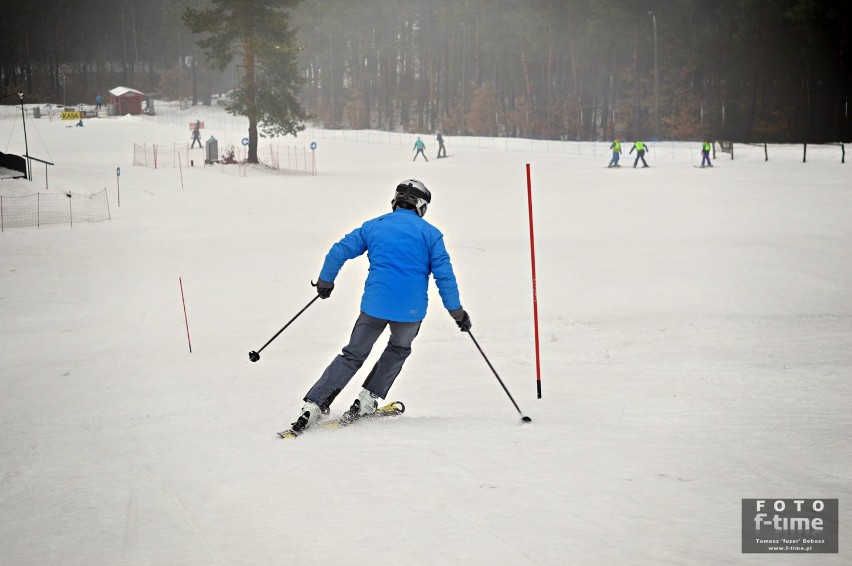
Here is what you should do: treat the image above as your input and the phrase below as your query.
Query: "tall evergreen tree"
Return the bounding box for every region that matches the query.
[183,0,306,163]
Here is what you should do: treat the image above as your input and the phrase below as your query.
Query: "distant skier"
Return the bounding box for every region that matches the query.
[436,132,447,158]
[607,136,622,168]
[95,94,103,111]
[413,136,428,161]
[286,179,470,435]
[190,121,202,149]
[630,140,650,168]
[700,140,713,168]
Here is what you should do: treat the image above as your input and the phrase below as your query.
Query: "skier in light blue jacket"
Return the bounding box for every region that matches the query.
[413,136,428,161]
[290,179,471,433]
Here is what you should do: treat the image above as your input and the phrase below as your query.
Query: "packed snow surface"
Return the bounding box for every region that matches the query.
[1,103,850,565]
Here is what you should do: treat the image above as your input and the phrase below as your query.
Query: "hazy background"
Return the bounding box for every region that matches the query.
[1,0,850,142]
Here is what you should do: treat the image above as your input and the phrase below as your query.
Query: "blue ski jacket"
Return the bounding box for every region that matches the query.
[319,208,462,322]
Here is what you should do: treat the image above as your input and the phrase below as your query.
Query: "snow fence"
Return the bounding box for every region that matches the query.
[1,190,111,231]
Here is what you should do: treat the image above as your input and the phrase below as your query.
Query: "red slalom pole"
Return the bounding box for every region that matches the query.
[179,277,192,353]
[526,164,542,398]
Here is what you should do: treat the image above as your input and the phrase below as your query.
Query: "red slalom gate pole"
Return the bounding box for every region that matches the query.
[179,277,192,353]
[526,163,542,398]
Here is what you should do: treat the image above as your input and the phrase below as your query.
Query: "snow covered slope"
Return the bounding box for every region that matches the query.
[1,103,849,565]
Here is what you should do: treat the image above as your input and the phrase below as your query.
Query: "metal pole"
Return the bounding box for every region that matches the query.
[248,295,321,362]
[467,330,532,423]
[179,277,192,353]
[648,12,658,142]
[18,92,31,181]
[460,22,466,135]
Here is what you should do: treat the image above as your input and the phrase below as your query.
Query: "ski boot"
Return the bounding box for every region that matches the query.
[342,388,379,423]
[290,401,322,435]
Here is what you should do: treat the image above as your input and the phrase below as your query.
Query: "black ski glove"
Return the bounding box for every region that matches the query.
[312,279,334,299]
[449,307,472,332]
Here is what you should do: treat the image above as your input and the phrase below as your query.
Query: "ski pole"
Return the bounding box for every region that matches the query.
[249,295,320,362]
[466,330,532,423]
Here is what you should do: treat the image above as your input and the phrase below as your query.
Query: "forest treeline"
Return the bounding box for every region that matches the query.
[1,0,849,142]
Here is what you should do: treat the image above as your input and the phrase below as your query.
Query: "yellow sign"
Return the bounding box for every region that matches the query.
[61,111,81,120]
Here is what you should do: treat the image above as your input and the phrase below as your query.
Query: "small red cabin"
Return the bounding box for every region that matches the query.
[108,86,145,115]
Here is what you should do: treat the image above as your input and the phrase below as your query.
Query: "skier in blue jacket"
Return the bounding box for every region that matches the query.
[290,179,471,433]
[413,136,428,161]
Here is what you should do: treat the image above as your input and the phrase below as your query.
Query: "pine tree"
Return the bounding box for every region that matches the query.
[183,0,306,163]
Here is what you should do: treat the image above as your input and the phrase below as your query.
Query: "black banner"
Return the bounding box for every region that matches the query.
[742,499,839,553]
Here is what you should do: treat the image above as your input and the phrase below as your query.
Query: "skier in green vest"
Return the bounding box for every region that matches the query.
[700,141,713,168]
[607,137,622,168]
[629,140,650,168]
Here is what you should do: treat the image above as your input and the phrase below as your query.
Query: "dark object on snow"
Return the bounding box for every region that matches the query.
[0,151,27,179]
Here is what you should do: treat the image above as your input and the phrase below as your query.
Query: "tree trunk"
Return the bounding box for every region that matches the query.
[244,42,258,164]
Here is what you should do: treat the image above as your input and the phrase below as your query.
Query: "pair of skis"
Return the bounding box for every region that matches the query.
[252,301,532,439]
[277,401,406,439]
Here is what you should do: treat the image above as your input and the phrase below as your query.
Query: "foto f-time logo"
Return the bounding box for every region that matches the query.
[742,499,838,553]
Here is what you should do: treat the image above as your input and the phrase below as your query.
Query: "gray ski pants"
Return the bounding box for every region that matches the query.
[304,312,421,409]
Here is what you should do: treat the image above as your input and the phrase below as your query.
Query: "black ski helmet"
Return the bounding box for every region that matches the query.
[392,179,431,217]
